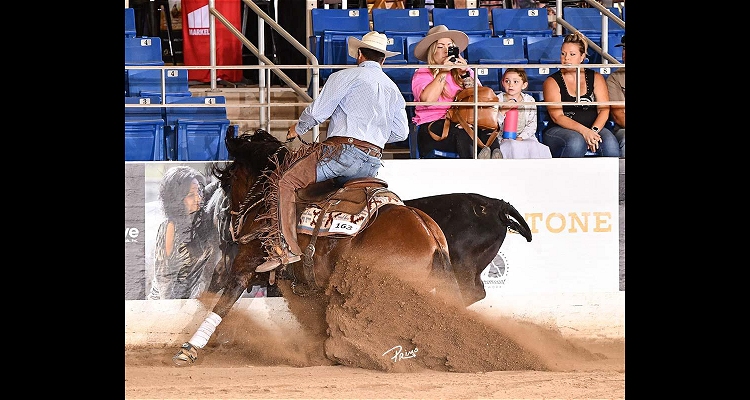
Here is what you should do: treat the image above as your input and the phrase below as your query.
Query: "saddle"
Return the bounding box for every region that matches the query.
[294,177,403,237]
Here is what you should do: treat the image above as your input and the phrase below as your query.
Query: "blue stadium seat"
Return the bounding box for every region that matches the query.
[125,36,165,98]
[372,8,430,36]
[310,8,370,82]
[593,33,624,64]
[432,8,492,38]
[125,37,163,64]
[125,8,136,38]
[125,96,167,161]
[128,67,191,98]
[467,37,527,63]
[164,96,232,161]
[404,34,427,64]
[525,36,564,64]
[384,65,416,100]
[523,66,558,94]
[311,8,370,35]
[467,37,528,90]
[491,8,552,38]
[562,7,625,44]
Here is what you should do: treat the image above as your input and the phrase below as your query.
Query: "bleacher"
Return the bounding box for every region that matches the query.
[125,2,625,160]
[316,5,622,158]
[124,7,236,161]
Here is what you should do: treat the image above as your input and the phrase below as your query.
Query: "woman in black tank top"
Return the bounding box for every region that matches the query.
[541,33,619,158]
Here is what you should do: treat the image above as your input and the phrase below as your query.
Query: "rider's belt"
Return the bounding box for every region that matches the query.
[324,136,382,158]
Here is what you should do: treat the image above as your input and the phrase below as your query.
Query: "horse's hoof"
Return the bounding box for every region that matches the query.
[172,342,198,366]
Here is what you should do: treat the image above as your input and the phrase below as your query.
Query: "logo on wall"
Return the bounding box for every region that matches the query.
[186,5,210,36]
[480,251,510,290]
[125,227,140,243]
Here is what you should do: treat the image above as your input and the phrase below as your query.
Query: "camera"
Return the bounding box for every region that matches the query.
[447,45,459,62]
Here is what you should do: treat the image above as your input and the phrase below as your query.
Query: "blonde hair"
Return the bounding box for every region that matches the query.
[563,32,588,57]
[426,40,463,97]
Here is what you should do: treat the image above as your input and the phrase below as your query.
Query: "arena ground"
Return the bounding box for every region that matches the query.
[125,338,624,399]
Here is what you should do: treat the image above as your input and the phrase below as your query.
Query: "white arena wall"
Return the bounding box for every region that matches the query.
[125,158,625,345]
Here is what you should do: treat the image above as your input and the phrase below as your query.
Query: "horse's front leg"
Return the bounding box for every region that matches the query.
[173,268,257,366]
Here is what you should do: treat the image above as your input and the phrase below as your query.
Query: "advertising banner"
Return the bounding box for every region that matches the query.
[181,0,242,82]
[125,159,619,300]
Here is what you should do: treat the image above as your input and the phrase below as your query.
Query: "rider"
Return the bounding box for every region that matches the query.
[255,31,409,273]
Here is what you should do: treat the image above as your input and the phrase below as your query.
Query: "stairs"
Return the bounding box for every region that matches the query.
[188,85,410,158]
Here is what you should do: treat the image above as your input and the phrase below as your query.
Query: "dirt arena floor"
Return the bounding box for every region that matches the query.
[125,341,623,399]
[125,240,625,399]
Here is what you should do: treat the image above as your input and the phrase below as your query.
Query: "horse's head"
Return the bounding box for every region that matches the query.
[227,127,286,171]
[204,128,289,293]
[212,127,287,191]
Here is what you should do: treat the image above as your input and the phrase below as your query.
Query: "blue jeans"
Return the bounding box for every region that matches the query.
[277,143,382,256]
[316,144,382,185]
[543,125,620,158]
[613,127,625,158]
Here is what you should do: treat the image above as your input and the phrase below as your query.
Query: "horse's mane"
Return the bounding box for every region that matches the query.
[210,127,287,191]
[208,126,326,262]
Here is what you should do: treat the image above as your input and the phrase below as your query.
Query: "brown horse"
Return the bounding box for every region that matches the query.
[173,128,460,366]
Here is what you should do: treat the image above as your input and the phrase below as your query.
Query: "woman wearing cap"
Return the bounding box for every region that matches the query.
[411,25,500,159]
[542,32,619,158]
[256,31,409,273]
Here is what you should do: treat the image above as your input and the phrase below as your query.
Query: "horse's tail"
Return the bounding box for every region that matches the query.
[499,199,532,242]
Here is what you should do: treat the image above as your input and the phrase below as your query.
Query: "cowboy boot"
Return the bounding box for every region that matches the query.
[255,204,301,272]
[255,179,304,273]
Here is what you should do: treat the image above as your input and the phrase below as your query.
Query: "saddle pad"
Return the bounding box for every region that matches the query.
[297,195,403,237]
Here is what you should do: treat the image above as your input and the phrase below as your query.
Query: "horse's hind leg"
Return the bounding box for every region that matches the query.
[173,270,255,366]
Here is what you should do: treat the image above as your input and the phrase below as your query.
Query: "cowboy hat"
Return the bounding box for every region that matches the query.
[615,35,625,47]
[347,31,400,59]
[413,25,469,62]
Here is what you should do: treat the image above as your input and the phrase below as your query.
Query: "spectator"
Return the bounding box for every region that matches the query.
[606,35,625,158]
[542,32,619,157]
[495,68,552,159]
[256,31,409,273]
[545,5,558,31]
[411,25,499,159]
[514,0,542,8]
[149,166,218,300]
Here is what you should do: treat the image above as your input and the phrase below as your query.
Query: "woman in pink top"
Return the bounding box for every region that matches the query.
[411,25,499,159]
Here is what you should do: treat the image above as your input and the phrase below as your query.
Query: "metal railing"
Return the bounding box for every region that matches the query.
[125,0,625,153]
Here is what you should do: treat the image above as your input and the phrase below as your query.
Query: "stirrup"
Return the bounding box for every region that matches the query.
[256,252,301,273]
